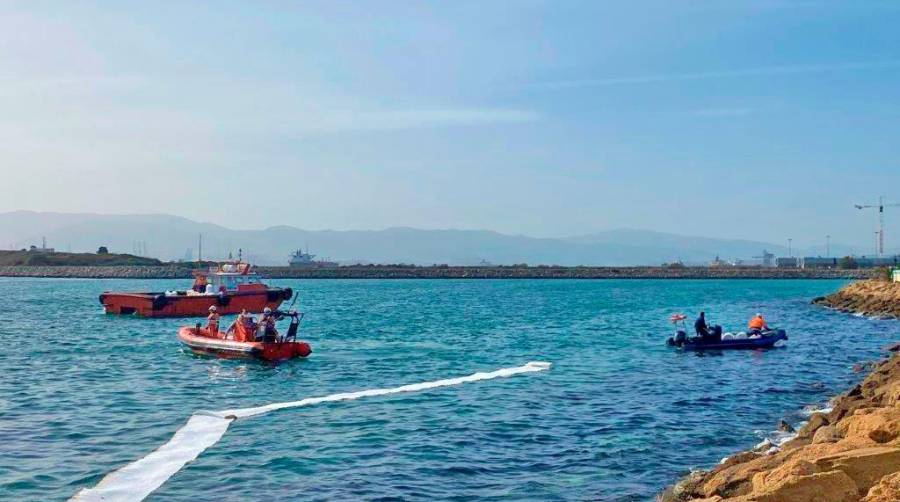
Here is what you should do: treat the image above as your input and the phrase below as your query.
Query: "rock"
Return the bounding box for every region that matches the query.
[753,469,858,502]
[778,420,795,433]
[837,408,900,445]
[855,362,878,373]
[658,470,708,501]
[811,425,842,444]
[797,413,830,439]
[813,446,900,494]
[661,350,900,501]
[863,471,900,502]
[813,280,900,318]
[721,452,761,468]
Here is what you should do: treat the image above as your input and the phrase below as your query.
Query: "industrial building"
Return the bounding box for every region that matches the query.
[777,256,900,269]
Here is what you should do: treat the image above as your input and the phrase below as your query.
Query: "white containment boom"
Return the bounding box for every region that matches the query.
[71,361,552,502]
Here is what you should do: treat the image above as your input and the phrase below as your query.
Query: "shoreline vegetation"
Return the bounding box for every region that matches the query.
[661,279,900,502]
[0,264,879,279]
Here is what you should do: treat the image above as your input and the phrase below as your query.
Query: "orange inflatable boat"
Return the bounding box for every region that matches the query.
[178,311,311,362]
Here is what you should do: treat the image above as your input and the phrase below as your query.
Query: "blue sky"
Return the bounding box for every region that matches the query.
[1,1,899,251]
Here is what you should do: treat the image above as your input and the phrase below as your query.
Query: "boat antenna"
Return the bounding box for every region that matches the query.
[287,286,300,311]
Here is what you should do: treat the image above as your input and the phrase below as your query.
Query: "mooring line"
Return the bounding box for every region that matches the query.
[71,361,551,502]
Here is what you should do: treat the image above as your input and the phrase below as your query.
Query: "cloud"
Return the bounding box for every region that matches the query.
[529,60,900,90]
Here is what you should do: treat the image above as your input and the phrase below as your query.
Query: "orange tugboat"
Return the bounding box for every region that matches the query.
[99,262,292,317]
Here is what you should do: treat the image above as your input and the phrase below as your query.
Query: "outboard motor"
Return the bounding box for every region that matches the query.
[710,325,723,342]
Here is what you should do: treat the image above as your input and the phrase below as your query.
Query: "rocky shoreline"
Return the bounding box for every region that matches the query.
[813,279,900,318]
[0,265,879,280]
[661,280,900,502]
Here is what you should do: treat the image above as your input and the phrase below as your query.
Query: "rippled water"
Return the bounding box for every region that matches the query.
[2,278,899,501]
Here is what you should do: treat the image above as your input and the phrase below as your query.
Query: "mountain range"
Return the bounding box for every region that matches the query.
[0,211,859,266]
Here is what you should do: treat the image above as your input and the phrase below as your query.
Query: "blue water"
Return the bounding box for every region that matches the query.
[2,278,899,501]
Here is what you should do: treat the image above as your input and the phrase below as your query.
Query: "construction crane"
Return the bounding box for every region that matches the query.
[855,196,900,257]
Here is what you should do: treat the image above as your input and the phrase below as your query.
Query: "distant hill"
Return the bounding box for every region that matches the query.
[0,211,859,266]
[0,249,162,267]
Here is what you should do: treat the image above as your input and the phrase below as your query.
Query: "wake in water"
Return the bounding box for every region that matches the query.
[71,361,551,502]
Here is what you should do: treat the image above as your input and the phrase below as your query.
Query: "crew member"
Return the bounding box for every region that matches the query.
[192,274,208,293]
[695,311,710,337]
[259,307,278,342]
[227,309,254,341]
[748,313,769,334]
[207,305,220,334]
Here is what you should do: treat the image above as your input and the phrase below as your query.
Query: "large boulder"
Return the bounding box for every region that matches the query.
[863,471,900,502]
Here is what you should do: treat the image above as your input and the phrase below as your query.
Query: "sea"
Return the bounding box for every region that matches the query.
[2,278,899,501]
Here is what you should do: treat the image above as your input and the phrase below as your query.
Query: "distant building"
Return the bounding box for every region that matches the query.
[776,257,799,268]
[802,255,899,269]
[754,250,775,267]
[709,255,730,267]
[799,257,838,269]
[854,256,900,268]
[893,268,900,283]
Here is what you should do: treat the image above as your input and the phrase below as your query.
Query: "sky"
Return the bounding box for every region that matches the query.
[1,1,899,250]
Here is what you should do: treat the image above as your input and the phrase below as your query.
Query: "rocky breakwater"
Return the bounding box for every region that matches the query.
[0,265,192,279]
[661,350,900,502]
[813,279,900,319]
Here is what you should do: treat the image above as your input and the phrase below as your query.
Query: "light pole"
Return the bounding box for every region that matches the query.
[788,238,792,258]
[826,235,831,257]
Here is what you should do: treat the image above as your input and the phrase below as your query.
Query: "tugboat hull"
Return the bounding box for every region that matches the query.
[100,288,292,317]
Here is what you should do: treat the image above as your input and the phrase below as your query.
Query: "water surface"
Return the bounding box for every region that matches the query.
[2,278,898,501]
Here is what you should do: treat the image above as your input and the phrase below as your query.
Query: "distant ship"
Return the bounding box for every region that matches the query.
[289,247,338,268]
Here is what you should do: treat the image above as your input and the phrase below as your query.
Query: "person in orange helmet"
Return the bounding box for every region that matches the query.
[748,313,769,334]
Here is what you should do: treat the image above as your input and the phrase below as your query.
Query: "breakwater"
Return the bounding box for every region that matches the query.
[0,265,878,279]
[813,279,900,318]
[661,348,900,502]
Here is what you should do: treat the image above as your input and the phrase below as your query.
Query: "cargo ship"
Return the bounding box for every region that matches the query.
[99,262,292,317]
[289,246,337,267]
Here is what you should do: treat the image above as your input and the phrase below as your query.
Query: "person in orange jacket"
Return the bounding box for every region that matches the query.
[227,309,254,341]
[748,313,769,334]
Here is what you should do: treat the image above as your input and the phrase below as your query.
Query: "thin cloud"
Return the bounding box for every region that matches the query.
[530,60,900,90]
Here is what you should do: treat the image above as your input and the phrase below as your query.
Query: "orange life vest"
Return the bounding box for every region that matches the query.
[234,316,254,342]
[207,312,220,332]
[748,316,766,330]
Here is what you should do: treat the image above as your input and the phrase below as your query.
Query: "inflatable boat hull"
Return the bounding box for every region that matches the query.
[668,329,788,351]
[177,327,311,361]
